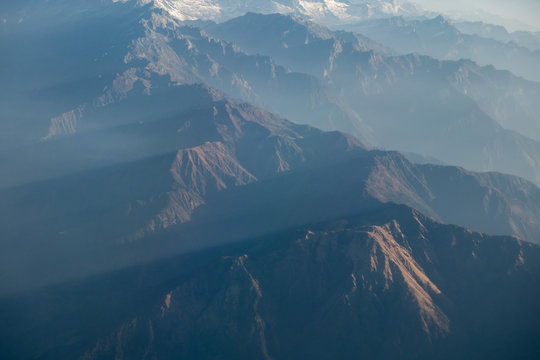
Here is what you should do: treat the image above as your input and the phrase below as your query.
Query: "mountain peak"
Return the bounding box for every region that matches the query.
[431,14,450,25]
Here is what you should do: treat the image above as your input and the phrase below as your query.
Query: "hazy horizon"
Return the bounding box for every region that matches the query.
[409,0,540,32]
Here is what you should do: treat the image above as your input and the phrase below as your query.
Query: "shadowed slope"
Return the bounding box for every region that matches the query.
[76,205,540,360]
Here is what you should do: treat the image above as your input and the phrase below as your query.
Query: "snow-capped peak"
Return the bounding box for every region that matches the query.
[116,0,417,24]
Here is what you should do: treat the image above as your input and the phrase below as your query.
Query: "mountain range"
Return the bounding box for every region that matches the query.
[2,204,540,359]
[1,0,540,359]
[5,4,540,188]
[2,0,540,291]
[79,208,540,360]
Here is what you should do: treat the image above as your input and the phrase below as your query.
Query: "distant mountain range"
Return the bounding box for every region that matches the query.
[206,13,540,183]
[5,3,540,187]
[342,15,540,82]
[454,20,540,51]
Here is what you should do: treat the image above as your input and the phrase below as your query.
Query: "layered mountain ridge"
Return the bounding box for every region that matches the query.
[2,0,540,296]
[2,1,540,358]
[2,83,540,296]
[206,12,540,184]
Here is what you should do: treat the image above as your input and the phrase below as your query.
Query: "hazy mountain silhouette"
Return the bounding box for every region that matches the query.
[454,20,540,51]
[207,13,540,184]
[344,15,540,82]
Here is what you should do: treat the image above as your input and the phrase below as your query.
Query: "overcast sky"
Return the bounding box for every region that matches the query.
[409,0,540,31]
